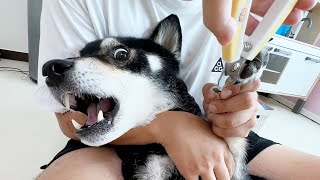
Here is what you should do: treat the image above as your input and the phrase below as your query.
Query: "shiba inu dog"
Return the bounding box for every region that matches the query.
[42,14,269,180]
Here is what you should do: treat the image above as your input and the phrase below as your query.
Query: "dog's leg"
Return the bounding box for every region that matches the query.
[226,137,249,180]
[134,155,176,180]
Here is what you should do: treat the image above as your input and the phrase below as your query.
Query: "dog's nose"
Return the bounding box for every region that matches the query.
[42,59,74,76]
[42,59,74,87]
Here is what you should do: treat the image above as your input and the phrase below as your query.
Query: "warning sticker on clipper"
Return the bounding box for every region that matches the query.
[239,8,248,22]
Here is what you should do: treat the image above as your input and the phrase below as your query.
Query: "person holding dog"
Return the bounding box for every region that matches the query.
[36,0,319,180]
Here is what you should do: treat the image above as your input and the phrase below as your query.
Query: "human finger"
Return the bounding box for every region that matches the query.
[203,83,219,104]
[224,151,235,177]
[202,0,236,45]
[247,0,313,34]
[295,0,317,10]
[220,79,261,100]
[200,169,216,180]
[185,174,200,180]
[207,92,258,114]
[212,116,257,138]
[213,159,231,180]
[283,8,304,25]
[208,108,255,128]
[245,14,260,36]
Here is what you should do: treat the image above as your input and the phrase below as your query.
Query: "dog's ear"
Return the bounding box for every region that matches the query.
[150,14,182,59]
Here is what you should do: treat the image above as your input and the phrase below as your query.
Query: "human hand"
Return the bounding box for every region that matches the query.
[55,111,87,140]
[202,0,317,45]
[154,111,235,180]
[202,79,260,138]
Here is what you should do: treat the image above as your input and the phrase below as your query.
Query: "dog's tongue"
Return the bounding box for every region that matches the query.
[97,99,112,112]
[87,103,98,126]
[86,99,112,126]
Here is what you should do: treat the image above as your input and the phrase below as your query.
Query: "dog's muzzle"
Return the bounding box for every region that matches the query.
[42,59,119,132]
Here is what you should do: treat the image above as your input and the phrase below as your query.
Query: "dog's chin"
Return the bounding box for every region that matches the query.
[59,92,124,146]
[77,123,132,147]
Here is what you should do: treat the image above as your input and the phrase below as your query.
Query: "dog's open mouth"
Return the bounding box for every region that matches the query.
[62,93,118,131]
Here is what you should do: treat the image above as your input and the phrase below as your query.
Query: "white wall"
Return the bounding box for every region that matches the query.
[0,0,28,53]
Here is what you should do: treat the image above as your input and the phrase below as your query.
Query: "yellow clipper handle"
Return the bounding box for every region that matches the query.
[222,0,252,63]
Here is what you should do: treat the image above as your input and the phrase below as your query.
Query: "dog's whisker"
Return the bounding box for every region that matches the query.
[35,85,48,95]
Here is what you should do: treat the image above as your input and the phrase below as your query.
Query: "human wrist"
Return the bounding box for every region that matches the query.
[110,111,181,145]
[146,111,173,144]
[145,111,186,145]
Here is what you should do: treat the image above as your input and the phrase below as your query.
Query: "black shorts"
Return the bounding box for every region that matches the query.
[41,131,278,179]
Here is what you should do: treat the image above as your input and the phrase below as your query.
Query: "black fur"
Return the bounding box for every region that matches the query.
[43,14,202,180]
[108,15,201,179]
[87,14,201,179]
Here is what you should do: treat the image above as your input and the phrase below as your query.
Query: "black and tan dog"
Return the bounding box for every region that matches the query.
[42,14,269,180]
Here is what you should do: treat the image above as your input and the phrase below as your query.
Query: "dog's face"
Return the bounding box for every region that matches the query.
[42,15,182,146]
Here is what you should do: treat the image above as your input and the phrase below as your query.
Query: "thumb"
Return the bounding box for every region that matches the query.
[202,0,236,45]
[202,83,220,104]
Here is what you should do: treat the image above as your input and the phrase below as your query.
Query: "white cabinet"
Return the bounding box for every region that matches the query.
[258,35,320,99]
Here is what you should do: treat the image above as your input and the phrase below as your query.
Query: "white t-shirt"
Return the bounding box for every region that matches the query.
[38,0,223,113]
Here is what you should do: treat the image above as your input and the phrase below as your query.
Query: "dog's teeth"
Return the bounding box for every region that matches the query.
[72,119,82,130]
[81,94,85,100]
[63,94,70,109]
[108,120,112,125]
[97,110,104,122]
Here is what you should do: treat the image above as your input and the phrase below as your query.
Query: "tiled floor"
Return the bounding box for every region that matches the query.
[1,59,320,180]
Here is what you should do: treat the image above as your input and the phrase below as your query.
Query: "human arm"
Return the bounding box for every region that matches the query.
[248,144,320,180]
[56,110,235,180]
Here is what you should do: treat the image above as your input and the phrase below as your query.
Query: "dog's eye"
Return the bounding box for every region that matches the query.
[113,48,128,60]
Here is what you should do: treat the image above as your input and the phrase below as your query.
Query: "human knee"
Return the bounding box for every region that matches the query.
[36,148,123,180]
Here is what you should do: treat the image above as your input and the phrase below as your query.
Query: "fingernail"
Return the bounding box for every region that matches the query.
[211,85,222,93]
[209,104,217,113]
[221,89,232,99]
[217,35,231,46]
